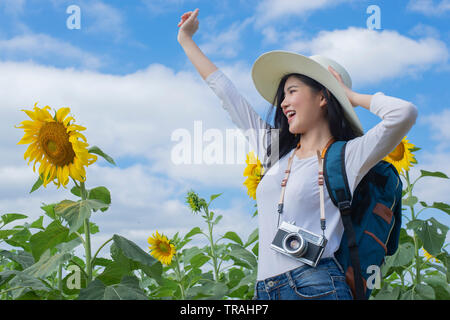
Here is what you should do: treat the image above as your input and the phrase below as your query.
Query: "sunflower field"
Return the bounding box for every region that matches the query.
[0,104,448,300]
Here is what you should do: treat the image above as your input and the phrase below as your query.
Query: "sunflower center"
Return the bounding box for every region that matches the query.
[389,142,405,161]
[47,140,57,152]
[158,242,170,253]
[39,121,75,166]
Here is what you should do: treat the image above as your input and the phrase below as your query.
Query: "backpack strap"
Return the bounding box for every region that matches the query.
[324,141,365,300]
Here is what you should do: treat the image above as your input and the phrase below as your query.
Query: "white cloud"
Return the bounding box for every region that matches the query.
[81,1,126,40]
[3,60,260,189]
[0,33,103,69]
[281,27,449,88]
[1,59,261,260]
[141,0,197,15]
[49,0,127,41]
[0,0,26,15]
[253,0,353,28]
[407,0,450,16]
[199,17,254,59]
[260,26,278,45]
[408,23,441,39]
[419,108,450,151]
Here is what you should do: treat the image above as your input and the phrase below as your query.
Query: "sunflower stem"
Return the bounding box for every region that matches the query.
[91,237,113,269]
[58,262,63,295]
[80,181,93,284]
[405,170,421,285]
[173,253,185,299]
[204,206,220,282]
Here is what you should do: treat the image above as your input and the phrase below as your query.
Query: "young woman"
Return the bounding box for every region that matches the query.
[177,8,418,300]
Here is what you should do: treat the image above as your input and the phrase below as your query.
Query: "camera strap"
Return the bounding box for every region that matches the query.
[277,137,335,236]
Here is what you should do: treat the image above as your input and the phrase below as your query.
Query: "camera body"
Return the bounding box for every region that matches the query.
[271,221,327,267]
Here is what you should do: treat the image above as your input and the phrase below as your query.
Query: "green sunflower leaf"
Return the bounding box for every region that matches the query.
[227,243,257,270]
[2,270,51,299]
[40,203,57,220]
[88,146,116,166]
[1,213,28,226]
[419,170,449,179]
[112,234,157,267]
[0,249,35,270]
[210,193,223,202]
[88,186,111,212]
[23,249,72,279]
[244,228,258,248]
[29,216,45,230]
[223,231,243,246]
[55,199,109,235]
[30,176,43,194]
[78,276,148,300]
[407,218,448,256]
[184,226,203,240]
[29,220,77,261]
[382,242,415,272]
[428,202,450,215]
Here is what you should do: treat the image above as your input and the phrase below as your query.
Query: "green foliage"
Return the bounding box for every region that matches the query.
[147,190,259,300]
[1,183,262,300]
[5,143,447,301]
[372,169,449,300]
[78,276,148,300]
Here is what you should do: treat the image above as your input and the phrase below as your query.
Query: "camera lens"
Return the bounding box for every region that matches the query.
[282,232,307,257]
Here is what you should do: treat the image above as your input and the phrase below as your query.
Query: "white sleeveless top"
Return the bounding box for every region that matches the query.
[204,68,418,280]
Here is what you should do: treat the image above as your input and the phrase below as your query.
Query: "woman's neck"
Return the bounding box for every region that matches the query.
[298,124,333,154]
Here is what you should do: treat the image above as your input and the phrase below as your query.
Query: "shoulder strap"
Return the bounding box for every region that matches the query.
[324,141,366,300]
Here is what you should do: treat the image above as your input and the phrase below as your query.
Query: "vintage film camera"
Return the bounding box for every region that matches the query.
[271,220,327,267]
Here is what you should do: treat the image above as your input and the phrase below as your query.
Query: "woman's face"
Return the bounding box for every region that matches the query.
[280,75,327,134]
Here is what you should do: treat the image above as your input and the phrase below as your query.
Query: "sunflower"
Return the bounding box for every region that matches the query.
[15,103,97,189]
[423,248,440,263]
[148,230,176,265]
[382,136,417,175]
[186,190,207,213]
[243,151,264,200]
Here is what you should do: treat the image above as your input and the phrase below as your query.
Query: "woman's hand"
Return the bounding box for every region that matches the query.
[328,65,358,108]
[177,8,199,44]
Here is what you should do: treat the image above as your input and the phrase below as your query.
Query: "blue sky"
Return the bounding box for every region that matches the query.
[1,0,449,257]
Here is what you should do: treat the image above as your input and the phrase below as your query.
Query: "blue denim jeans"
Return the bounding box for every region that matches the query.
[253,257,353,300]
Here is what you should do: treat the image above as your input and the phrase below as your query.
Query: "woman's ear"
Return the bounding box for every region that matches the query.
[319,91,328,108]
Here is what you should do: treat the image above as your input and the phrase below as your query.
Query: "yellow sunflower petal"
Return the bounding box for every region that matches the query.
[17,134,36,145]
[63,116,75,127]
[67,124,87,132]
[35,106,53,122]
[56,107,71,123]
[61,165,70,186]
[21,109,39,121]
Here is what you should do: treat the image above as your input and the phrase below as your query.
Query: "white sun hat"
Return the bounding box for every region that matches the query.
[251,50,364,136]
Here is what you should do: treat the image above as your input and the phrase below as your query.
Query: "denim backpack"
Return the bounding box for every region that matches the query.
[323,140,403,300]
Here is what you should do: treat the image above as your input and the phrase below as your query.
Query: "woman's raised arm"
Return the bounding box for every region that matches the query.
[177,8,218,81]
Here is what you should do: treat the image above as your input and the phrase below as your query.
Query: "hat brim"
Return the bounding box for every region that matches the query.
[251,50,364,136]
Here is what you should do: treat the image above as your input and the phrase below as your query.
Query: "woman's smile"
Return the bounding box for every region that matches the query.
[287,111,296,123]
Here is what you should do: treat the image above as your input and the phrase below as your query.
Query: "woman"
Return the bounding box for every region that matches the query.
[177,8,418,300]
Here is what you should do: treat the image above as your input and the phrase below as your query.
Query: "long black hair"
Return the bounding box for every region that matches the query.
[263,73,362,171]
